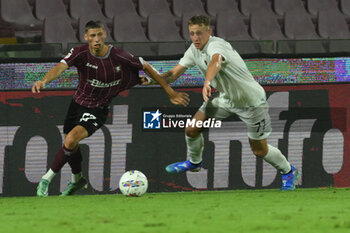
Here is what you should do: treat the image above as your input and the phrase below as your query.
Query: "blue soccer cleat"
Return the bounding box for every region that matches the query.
[166,160,202,174]
[280,165,299,191]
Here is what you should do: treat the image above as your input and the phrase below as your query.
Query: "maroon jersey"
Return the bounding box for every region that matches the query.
[61,44,143,108]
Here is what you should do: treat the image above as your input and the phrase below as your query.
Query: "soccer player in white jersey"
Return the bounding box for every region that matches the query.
[153,15,299,190]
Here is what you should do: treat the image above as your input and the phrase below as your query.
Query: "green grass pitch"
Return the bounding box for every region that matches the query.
[1,188,350,233]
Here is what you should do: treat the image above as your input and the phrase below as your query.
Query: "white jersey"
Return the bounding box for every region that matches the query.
[179,36,266,108]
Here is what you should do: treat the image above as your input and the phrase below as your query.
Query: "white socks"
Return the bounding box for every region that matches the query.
[263,144,291,174]
[186,134,204,164]
[42,169,56,182]
[42,169,83,183]
[42,169,82,183]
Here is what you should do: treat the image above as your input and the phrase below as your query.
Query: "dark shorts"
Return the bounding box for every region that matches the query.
[63,99,109,137]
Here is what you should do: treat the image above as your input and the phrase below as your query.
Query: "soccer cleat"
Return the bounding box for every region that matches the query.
[60,177,88,196]
[166,160,202,174]
[280,165,299,191]
[37,179,50,197]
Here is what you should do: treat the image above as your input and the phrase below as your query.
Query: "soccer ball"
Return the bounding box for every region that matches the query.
[119,170,148,197]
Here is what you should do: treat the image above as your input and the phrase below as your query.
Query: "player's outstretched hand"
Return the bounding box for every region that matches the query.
[139,76,152,85]
[32,81,46,93]
[169,91,190,106]
[202,81,211,102]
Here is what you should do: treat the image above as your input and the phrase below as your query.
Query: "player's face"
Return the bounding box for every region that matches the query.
[189,24,211,50]
[84,28,107,51]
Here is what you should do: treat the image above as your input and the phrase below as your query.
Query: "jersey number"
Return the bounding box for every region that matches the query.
[254,119,266,137]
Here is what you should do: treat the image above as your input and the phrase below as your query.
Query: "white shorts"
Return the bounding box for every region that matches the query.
[198,93,271,140]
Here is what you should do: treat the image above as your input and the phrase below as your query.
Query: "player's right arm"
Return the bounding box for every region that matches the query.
[161,64,187,83]
[32,62,68,93]
[142,61,189,106]
[142,64,187,85]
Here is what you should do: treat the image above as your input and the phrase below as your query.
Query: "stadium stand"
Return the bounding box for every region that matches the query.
[340,0,350,16]
[104,0,140,20]
[172,0,208,18]
[181,13,194,41]
[0,33,16,45]
[64,0,106,9]
[138,0,173,19]
[0,17,16,44]
[306,0,339,17]
[148,12,183,41]
[113,12,148,42]
[35,0,71,21]
[147,12,187,56]
[250,9,286,40]
[273,0,306,17]
[284,8,319,39]
[329,39,350,53]
[318,8,350,39]
[205,0,245,19]
[0,0,42,37]
[216,10,251,41]
[1,0,350,56]
[281,8,325,54]
[42,16,78,52]
[240,0,274,16]
[69,0,110,24]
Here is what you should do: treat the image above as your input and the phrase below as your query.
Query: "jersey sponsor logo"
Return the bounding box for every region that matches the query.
[87,79,121,88]
[80,113,97,122]
[86,62,98,69]
[115,66,121,72]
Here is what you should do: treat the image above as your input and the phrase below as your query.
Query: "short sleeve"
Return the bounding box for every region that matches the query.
[179,47,196,68]
[207,41,231,63]
[60,47,82,67]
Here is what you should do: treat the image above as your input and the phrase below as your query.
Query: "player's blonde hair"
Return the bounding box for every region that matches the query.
[188,15,210,28]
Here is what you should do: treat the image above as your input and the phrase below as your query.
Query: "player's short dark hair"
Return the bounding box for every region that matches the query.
[85,20,105,33]
[188,15,210,27]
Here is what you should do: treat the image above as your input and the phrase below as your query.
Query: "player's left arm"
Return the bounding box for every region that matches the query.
[142,61,189,106]
[203,53,224,102]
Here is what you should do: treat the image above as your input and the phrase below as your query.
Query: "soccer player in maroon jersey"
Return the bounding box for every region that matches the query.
[32,20,189,196]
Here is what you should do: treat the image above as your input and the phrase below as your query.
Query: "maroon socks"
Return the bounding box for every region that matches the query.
[50,145,82,174]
